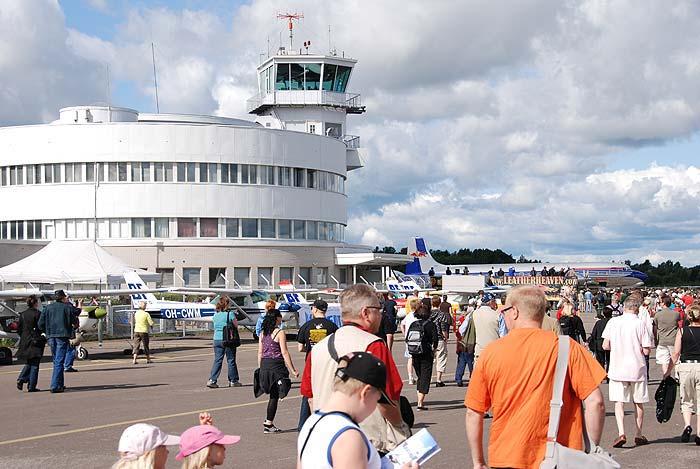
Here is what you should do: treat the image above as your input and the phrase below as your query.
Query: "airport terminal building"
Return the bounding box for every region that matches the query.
[0,51,410,288]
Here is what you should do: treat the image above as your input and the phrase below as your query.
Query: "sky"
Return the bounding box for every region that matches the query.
[2,0,700,265]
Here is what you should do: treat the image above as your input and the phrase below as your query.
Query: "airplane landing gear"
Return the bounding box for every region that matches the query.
[0,346,12,365]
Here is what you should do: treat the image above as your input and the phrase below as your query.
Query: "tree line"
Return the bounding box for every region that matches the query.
[628,260,700,287]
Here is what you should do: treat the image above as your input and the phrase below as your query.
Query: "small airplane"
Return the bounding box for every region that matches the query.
[405,237,649,288]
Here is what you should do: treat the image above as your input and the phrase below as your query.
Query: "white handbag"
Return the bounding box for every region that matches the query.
[540,337,620,469]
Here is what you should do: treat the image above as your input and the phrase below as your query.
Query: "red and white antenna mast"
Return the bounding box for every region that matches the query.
[277,12,304,50]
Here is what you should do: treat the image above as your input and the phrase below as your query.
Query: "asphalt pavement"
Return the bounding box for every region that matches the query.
[0,314,698,468]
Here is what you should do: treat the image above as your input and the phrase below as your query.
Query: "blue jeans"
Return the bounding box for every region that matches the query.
[455,351,474,384]
[18,358,41,390]
[48,338,69,390]
[298,395,311,431]
[64,344,76,370]
[209,341,239,383]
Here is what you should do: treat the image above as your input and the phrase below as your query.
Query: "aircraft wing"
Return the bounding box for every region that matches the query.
[0,287,172,299]
[169,287,254,295]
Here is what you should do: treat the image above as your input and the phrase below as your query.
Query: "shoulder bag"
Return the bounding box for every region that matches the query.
[222,312,241,348]
[540,336,620,469]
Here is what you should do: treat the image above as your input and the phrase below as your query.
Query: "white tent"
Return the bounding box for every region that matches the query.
[0,240,159,285]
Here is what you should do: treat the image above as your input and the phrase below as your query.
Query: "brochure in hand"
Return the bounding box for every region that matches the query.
[381,428,440,468]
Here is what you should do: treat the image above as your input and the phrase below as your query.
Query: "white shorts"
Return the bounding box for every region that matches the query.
[655,345,674,365]
[609,379,649,404]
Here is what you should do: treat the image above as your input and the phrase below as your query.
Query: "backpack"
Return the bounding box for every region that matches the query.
[222,312,241,348]
[406,320,426,355]
[655,375,677,423]
[458,315,477,354]
[558,316,573,337]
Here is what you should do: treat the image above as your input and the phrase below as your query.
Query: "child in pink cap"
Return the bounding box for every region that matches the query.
[177,413,241,468]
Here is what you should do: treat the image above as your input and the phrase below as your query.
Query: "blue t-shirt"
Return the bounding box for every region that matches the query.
[212,311,233,341]
[255,312,266,337]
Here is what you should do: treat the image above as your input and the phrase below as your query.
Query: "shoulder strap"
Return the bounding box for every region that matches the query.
[544,336,570,453]
[328,332,339,362]
[299,412,357,460]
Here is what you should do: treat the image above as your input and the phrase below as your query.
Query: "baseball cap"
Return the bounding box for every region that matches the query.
[54,289,67,299]
[176,425,240,461]
[312,299,328,312]
[335,352,395,406]
[482,293,495,303]
[118,423,180,460]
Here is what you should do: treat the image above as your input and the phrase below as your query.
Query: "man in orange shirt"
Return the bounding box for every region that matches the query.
[465,286,607,469]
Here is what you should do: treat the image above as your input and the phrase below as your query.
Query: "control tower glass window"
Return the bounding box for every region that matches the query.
[322,64,337,91]
[290,63,305,90]
[334,66,351,92]
[304,64,321,90]
[275,63,290,90]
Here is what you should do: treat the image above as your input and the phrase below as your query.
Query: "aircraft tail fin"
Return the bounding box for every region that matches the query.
[124,271,158,308]
[405,237,443,275]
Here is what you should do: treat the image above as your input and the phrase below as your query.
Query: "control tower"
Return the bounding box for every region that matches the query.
[246,49,366,171]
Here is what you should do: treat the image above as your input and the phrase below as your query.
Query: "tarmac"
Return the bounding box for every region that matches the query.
[0,314,698,468]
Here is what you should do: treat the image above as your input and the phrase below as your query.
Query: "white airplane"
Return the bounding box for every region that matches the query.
[405,237,649,288]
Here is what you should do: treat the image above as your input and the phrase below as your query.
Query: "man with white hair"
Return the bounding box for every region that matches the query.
[603,294,654,448]
[300,284,407,454]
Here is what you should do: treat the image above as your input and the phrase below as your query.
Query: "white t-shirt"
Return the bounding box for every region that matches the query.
[602,313,654,382]
[298,411,381,469]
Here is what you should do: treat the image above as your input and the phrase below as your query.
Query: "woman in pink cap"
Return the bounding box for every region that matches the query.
[112,423,180,469]
[177,413,241,468]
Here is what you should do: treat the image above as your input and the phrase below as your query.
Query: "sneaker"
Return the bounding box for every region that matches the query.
[28,388,40,393]
[435,381,446,388]
[416,405,428,411]
[408,378,415,385]
[681,426,692,443]
[263,424,281,434]
[695,436,700,446]
[229,381,243,387]
[16,380,24,391]
[64,367,78,373]
[456,382,464,387]
[50,388,64,394]
[206,380,219,389]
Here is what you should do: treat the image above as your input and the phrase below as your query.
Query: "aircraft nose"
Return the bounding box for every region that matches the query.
[632,270,648,282]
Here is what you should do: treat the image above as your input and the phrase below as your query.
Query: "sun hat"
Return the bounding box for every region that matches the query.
[176,425,241,460]
[118,423,180,460]
[335,352,395,406]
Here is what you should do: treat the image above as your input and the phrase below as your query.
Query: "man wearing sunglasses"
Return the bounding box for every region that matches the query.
[300,284,407,455]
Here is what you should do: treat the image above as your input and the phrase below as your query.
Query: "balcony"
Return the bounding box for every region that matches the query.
[247,91,365,114]
[343,134,360,149]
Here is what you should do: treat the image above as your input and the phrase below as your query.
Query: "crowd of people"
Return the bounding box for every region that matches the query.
[13,283,700,468]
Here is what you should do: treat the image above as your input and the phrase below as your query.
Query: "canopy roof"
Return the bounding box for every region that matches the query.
[0,240,158,285]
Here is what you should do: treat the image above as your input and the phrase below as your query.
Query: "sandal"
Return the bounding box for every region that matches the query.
[634,436,649,446]
[612,435,626,448]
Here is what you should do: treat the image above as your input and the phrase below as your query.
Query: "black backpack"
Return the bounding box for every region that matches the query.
[655,376,677,423]
[558,316,573,337]
[406,320,426,355]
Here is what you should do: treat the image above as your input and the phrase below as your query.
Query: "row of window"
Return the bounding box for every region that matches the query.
[0,218,345,242]
[0,162,346,194]
[160,266,334,288]
[261,63,352,93]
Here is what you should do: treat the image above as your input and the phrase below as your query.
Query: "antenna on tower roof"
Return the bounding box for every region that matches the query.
[151,42,160,113]
[277,11,303,50]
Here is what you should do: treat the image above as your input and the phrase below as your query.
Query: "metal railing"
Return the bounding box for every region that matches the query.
[343,134,361,149]
[247,90,363,113]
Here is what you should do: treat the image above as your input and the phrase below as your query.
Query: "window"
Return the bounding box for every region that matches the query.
[53,163,61,183]
[64,163,74,183]
[328,223,336,241]
[141,162,151,181]
[73,163,83,182]
[279,267,294,284]
[183,268,201,287]
[177,163,186,182]
[131,162,141,182]
[98,163,106,182]
[66,219,76,239]
[257,267,273,287]
[108,163,118,181]
[260,219,276,238]
[290,63,305,90]
[86,163,95,182]
[275,63,290,90]
[209,267,226,286]
[154,218,169,238]
[186,163,196,182]
[109,219,122,238]
[299,267,312,285]
[243,164,257,184]
[319,222,329,240]
[0,167,6,186]
[26,220,41,239]
[221,163,229,183]
[307,169,316,189]
[131,218,152,238]
[307,221,318,240]
[199,163,209,182]
[304,63,321,90]
[118,162,127,181]
[259,165,275,184]
[164,163,174,181]
[225,218,239,237]
[241,218,258,238]
[156,268,174,287]
[26,165,35,184]
[279,167,291,186]
[293,220,306,239]
[199,218,218,237]
[278,219,291,239]
[316,267,328,286]
[208,163,217,182]
[222,163,238,183]
[294,168,305,187]
[309,123,316,134]
[177,218,197,237]
[233,267,250,287]
[0,221,6,239]
[322,64,337,91]
[154,162,164,182]
[334,66,352,92]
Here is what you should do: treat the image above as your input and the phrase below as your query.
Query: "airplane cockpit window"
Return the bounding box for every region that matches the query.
[251,291,271,303]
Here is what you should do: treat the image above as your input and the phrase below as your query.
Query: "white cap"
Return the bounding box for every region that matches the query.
[118,423,180,459]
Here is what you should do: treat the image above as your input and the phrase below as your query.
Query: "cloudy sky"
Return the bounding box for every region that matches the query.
[2,0,700,264]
